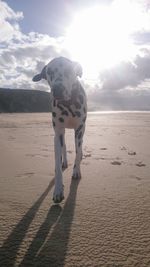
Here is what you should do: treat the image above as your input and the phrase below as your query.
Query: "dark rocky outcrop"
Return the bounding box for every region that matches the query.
[0,88,51,113]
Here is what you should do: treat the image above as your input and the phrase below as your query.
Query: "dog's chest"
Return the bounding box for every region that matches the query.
[52,99,86,129]
[64,116,79,129]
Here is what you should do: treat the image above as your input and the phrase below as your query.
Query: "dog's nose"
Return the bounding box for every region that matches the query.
[52,84,65,99]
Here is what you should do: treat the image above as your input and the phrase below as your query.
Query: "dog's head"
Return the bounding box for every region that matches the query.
[32,57,82,101]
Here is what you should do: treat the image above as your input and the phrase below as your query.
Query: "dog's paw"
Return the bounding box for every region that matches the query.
[53,193,64,204]
[53,186,64,204]
[72,169,81,179]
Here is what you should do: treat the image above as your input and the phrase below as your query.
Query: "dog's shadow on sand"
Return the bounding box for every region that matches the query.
[0,178,80,267]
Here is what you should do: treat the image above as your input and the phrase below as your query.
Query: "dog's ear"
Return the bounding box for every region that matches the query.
[74,62,83,77]
[32,65,47,82]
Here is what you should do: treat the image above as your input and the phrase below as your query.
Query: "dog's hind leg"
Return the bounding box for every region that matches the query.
[72,124,85,179]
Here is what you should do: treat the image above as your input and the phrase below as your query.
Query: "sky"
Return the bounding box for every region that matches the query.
[0,0,150,110]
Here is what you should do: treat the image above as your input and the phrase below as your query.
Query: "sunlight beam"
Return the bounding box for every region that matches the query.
[63,1,146,81]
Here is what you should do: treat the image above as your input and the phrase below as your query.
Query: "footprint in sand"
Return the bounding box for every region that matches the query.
[121,147,137,156]
[131,175,142,181]
[111,160,122,166]
[16,172,34,178]
[120,146,127,151]
[136,161,146,167]
[97,157,106,160]
[83,153,92,159]
[128,151,137,156]
[67,150,73,154]
[26,153,48,158]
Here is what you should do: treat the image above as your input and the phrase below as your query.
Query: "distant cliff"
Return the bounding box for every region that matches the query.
[0,88,51,113]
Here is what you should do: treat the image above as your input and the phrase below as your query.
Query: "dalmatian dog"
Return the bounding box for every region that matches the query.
[32,57,87,203]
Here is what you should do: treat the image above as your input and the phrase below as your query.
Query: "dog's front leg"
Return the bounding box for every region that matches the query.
[53,130,64,203]
[72,124,85,179]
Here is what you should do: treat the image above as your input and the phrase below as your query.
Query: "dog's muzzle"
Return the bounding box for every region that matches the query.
[52,83,65,100]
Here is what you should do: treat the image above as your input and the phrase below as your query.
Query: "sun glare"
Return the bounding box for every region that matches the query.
[64,1,144,82]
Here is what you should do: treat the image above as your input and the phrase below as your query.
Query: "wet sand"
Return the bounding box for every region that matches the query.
[0,112,150,267]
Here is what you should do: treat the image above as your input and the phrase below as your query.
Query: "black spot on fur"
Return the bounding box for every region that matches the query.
[68,107,75,117]
[60,135,63,147]
[78,141,81,147]
[79,94,84,104]
[59,117,64,123]
[75,111,81,117]
[78,131,82,140]
[52,112,56,117]
[57,104,64,111]
[61,101,75,117]
[75,124,83,137]
[83,116,86,123]
[53,121,55,127]
[62,110,69,116]
[74,102,81,109]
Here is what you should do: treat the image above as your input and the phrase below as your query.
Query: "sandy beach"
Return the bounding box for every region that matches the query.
[0,112,150,267]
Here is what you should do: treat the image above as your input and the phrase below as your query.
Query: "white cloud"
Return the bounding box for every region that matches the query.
[0,0,23,20]
[0,0,23,42]
[0,1,69,90]
[0,33,69,90]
